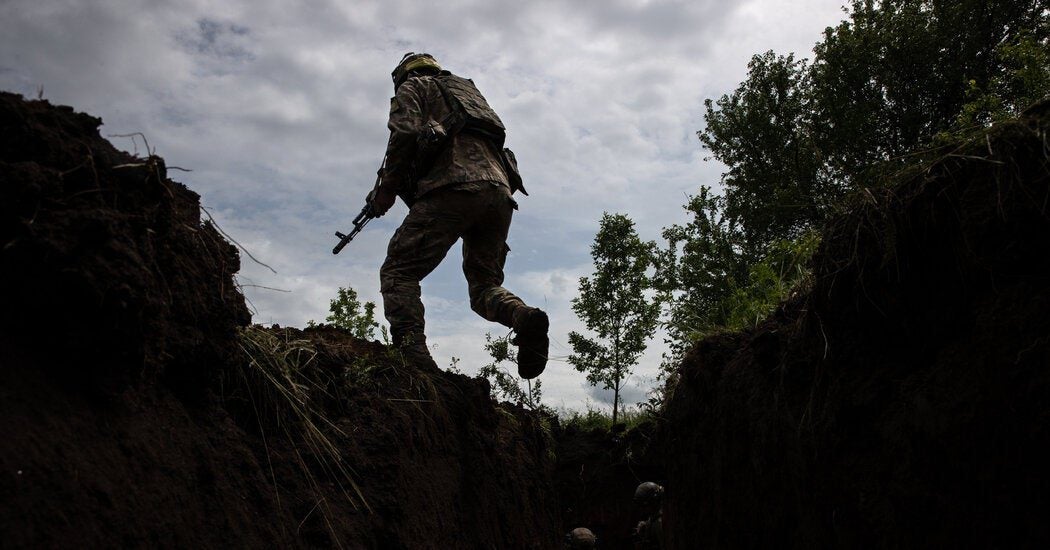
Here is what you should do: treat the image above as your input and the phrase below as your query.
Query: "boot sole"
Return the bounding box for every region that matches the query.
[514,309,549,379]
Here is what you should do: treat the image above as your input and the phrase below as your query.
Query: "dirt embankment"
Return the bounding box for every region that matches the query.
[6,91,1045,550]
[0,92,560,549]
[661,101,1050,548]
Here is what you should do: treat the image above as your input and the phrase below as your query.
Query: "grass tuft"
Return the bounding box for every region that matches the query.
[228,326,372,546]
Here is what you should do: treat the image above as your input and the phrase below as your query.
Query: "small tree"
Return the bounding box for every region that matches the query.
[308,286,381,340]
[478,333,543,410]
[568,213,660,425]
[655,187,750,371]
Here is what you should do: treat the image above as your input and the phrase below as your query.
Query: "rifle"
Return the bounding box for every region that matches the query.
[332,162,384,255]
[332,200,374,255]
[332,120,449,255]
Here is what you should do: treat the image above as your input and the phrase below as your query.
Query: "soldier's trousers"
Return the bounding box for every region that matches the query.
[380,182,529,347]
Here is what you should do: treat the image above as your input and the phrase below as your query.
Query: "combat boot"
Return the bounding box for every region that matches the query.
[398,342,438,372]
[511,307,549,379]
[394,333,439,372]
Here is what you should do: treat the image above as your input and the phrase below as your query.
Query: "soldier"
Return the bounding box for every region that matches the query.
[369,52,549,378]
[564,527,598,549]
[632,482,664,549]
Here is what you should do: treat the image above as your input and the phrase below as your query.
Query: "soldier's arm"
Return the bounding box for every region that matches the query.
[378,79,426,197]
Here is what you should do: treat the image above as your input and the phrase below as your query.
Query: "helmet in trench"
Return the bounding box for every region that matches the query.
[565,527,597,549]
[634,482,664,509]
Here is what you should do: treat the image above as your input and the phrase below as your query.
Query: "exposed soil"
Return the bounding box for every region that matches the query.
[0,93,562,549]
[661,101,1050,548]
[3,91,1047,549]
[226,325,561,548]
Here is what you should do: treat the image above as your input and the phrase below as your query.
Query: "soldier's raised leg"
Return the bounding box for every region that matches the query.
[461,185,549,378]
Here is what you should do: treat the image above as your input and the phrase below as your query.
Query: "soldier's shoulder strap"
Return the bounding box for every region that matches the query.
[434,73,506,147]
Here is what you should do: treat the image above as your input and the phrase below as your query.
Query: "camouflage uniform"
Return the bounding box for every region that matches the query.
[377,74,530,348]
[633,482,664,549]
[633,514,663,549]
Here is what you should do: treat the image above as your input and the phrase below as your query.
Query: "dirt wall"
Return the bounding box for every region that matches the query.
[661,101,1050,548]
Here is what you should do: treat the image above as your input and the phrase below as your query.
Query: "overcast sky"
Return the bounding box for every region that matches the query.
[1,0,847,412]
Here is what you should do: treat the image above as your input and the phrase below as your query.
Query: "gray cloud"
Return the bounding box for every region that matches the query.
[0,0,847,410]
[176,18,254,61]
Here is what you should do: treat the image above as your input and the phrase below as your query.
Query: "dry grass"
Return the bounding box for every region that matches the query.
[232,326,371,547]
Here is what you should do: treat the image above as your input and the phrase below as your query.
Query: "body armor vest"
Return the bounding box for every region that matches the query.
[435,74,506,148]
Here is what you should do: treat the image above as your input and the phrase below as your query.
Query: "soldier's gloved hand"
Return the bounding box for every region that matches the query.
[370,187,397,217]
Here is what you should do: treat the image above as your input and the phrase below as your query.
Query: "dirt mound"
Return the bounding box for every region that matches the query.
[0,93,562,549]
[661,102,1050,548]
[0,91,249,389]
[0,91,269,547]
[229,325,561,548]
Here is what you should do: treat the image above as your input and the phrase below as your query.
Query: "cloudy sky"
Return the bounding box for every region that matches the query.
[1,0,846,412]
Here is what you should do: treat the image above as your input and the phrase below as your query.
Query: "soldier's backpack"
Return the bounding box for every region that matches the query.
[433,74,527,195]
[435,74,506,147]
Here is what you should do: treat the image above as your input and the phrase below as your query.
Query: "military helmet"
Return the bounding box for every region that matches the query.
[634,482,665,506]
[564,527,597,549]
[391,52,441,90]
